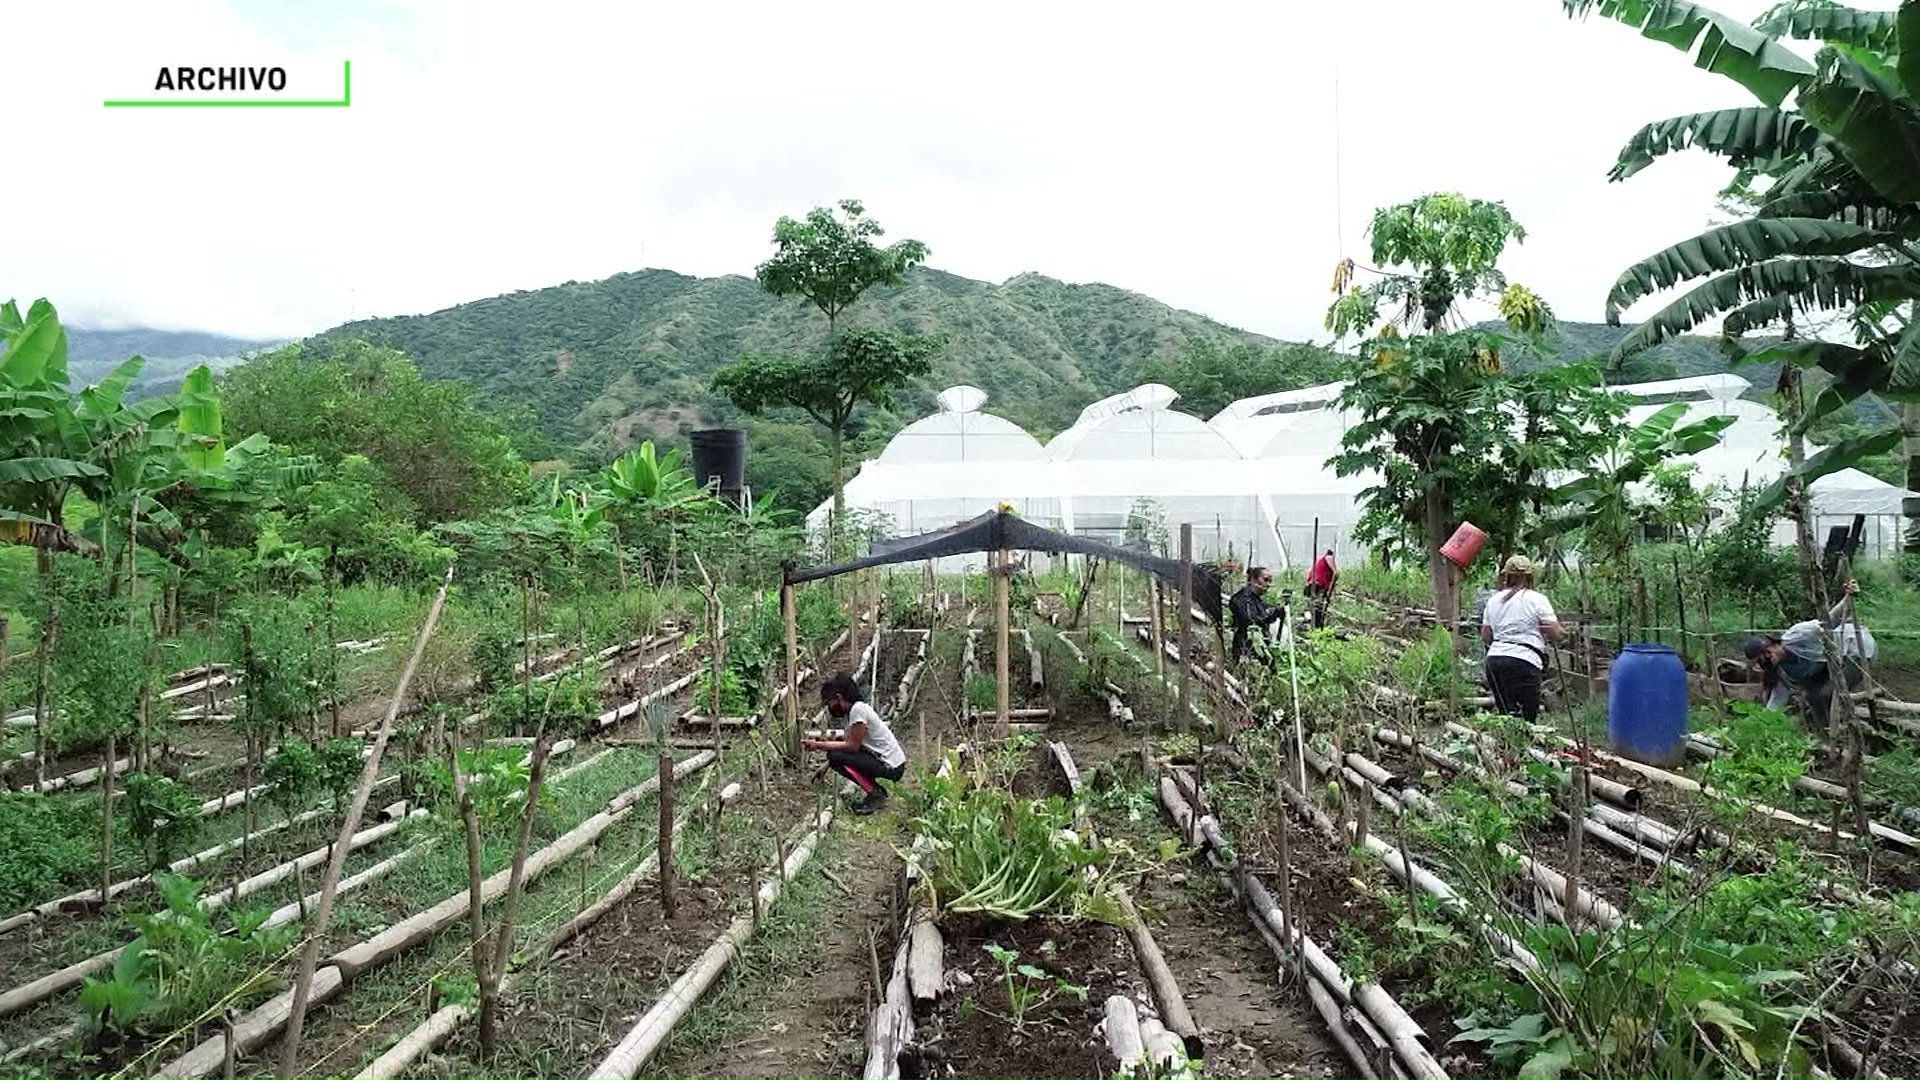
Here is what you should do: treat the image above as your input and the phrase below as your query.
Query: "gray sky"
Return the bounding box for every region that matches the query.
[6,0,1796,343]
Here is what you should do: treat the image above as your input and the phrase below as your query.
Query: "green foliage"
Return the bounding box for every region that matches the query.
[485,668,601,735]
[275,454,453,585]
[82,873,297,1035]
[1552,401,1735,564]
[1702,701,1812,800]
[694,664,752,716]
[1124,339,1343,418]
[981,942,1088,1034]
[222,339,529,524]
[418,745,546,829]
[0,792,92,910]
[1285,629,1384,716]
[263,737,363,822]
[966,672,998,713]
[1455,919,1813,1079]
[1395,624,1461,700]
[123,772,203,870]
[1704,483,1804,624]
[881,571,933,629]
[1327,193,1530,337]
[901,766,1124,922]
[50,562,155,750]
[755,199,930,331]
[232,599,320,734]
[794,584,848,646]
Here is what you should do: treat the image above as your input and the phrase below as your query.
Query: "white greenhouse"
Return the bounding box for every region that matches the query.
[805,375,1912,569]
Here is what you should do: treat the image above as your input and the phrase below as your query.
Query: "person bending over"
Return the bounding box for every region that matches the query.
[1305,548,1338,630]
[802,672,908,814]
[1477,555,1563,722]
[1229,566,1288,663]
[1744,579,1876,731]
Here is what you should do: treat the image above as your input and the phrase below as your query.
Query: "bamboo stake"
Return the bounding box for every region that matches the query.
[996,547,1011,737]
[659,748,677,919]
[783,580,800,765]
[1149,581,1165,679]
[33,556,56,790]
[277,564,455,1078]
[1178,524,1194,733]
[1565,766,1586,930]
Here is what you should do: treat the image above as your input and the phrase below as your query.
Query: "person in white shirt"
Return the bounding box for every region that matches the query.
[1476,555,1564,722]
[802,672,908,814]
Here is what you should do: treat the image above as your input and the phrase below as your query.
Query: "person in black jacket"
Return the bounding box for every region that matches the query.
[1229,566,1288,663]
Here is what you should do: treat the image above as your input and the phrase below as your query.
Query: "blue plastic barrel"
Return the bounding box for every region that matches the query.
[1607,644,1689,766]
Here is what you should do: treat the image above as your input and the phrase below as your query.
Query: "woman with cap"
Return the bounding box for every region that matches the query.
[1744,579,1875,731]
[1477,555,1564,722]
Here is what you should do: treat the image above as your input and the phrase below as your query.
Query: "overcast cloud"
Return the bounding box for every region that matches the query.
[4,0,1795,343]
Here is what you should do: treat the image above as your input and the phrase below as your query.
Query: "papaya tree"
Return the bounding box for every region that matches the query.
[1326,194,1590,626]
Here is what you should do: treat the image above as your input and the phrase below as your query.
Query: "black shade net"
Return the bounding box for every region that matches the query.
[784,509,1225,623]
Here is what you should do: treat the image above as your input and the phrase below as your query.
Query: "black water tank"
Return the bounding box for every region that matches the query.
[689,428,747,502]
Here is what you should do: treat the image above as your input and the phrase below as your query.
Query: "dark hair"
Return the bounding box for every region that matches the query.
[1324,549,1335,556]
[819,672,862,704]
[1248,566,1270,581]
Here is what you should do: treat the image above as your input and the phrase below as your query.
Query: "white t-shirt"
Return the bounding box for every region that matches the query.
[848,701,906,769]
[1482,588,1557,670]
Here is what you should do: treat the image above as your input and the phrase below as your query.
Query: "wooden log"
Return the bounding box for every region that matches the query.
[1516,853,1623,929]
[155,967,348,1079]
[1520,747,1642,810]
[1345,752,1404,792]
[1307,979,1380,1080]
[0,809,418,1020]
[353,1003,469,1080]
[262,836,434,932]
[21,754,132,795]
[1586,802,1685,851]
[1102,994,1146,1070]
[1048,741,1083,795]
[1139,1016,1196,1077]
[906,919,943,1012]
[1117,889,1203,1059]
[1575,815,1691,878]
[589,810,832,1079]
[1019,627,1044,691]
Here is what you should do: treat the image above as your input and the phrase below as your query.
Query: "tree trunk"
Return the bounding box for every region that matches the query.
[481,730,553,1059]
[1904,401,1920,567]
[1423,488,1459,635]
[34,552,58,790]
[327,547,341,738]
[830,424,847,560]
[100,731,116,901]
[658,749,676,919]
[446,725,492,1058]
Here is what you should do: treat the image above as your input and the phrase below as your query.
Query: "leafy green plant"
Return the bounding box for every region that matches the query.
[900,769,1123,922]
[966,672,997,713]
[418,745,545,829]
[1702,702,1812,802]
[123,772,204,870]
[82,873,297,1035]
[1395,624,1460,700]
[982,942,1087,1034]
[694,664,752,716]
[0,792,92,909]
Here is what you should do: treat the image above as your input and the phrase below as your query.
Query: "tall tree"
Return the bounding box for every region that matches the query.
[1560,0,1920,558]
[1326,193,1571,625]
[755,199,929,339]
[714,328,939,554]
[720,201,933,550]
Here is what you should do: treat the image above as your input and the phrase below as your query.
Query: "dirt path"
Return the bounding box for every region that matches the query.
[654,817,898,1079]
[1135,857,1346,1079]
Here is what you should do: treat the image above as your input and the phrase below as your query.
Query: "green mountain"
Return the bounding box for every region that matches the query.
[319,267,1283,452]
[68,327,282,399]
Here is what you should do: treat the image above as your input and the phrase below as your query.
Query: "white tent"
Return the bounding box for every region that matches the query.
[1810,468,1915,559]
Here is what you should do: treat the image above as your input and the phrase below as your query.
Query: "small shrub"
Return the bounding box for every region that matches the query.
[123,773,204,870]
[0,792,92,909]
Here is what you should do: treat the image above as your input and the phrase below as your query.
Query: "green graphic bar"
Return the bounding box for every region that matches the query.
[104,60,350,108]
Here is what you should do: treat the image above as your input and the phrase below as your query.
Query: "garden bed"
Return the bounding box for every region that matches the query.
[921,913,1139,1079]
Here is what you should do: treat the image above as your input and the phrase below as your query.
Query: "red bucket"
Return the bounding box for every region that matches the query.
[1440,521,1487,568]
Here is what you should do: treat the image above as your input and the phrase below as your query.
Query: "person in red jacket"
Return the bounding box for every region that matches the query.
[1304,549,1337,629]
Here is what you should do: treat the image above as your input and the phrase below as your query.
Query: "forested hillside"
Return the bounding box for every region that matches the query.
[319,267,1283,451]
[68,326,281,399]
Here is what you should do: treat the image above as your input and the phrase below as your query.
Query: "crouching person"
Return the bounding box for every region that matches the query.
[802,672,908,814]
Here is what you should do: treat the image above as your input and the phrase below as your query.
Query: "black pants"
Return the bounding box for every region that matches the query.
[1799,658,1867,731]
[827,747,905,795]
[1305,583,1330,629]
[1485,656,1543,723]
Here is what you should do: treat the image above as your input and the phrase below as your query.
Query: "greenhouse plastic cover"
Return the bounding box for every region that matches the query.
[806,377,1905,569]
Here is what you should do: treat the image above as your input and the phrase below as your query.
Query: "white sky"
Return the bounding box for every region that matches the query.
[3,0,1800,343]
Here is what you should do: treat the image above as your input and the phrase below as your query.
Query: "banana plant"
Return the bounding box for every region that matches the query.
[600,440,704,513]
[0,299,105,556]
[1548,402,1737,564]
[1561,0,1920,521]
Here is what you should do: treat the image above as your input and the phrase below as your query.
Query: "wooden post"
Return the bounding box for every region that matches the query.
[782,581,800,765]
[1178,524,1194,733]
[1148,581,1166,679]
[995,547,1011,737]
[278,566,456,1077]
[1275,779,1300,981]
[1565,766,1586,928]
[1671,553,1688,669]
[659,749,676,918]
[1578,566,1597,703]
[1700,571,1725,709]
[867,571,882,713]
